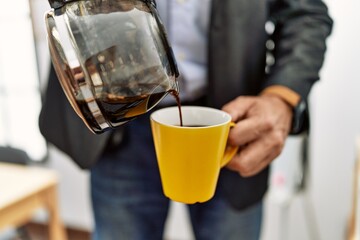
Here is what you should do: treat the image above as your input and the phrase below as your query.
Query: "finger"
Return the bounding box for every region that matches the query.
[222,96,255,122]
[228,116,273,146]
[227,132,284,177]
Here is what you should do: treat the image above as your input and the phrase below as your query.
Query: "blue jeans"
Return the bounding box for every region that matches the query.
[90,115,263,240]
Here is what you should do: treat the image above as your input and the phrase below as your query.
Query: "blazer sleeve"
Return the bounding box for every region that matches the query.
[264,0,333,100]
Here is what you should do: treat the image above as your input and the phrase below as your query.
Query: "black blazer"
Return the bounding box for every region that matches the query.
[39,0,333,210]
[208,0,333,209]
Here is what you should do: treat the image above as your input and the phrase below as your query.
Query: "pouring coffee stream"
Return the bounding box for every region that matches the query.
[45,0,181,133]
[168,89,183,127]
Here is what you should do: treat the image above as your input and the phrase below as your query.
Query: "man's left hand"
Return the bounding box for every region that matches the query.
[222,94,293,177]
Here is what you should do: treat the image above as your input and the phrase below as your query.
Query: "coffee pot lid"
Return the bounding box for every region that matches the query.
[48,0,156,9]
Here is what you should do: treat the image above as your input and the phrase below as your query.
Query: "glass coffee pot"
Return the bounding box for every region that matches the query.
[45,0,179,134]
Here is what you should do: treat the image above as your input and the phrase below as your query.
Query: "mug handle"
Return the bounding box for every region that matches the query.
[220,122,239,167]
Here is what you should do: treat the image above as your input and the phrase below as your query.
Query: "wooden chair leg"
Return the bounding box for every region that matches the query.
[44,185,68,240]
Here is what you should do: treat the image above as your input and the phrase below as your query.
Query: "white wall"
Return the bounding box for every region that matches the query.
[29,0,360,239]
[307,0,360,239]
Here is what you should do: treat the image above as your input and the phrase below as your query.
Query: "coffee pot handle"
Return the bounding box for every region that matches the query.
[220,122,239,167]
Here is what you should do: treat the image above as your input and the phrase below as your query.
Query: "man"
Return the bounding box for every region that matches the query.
[40,0,333,239]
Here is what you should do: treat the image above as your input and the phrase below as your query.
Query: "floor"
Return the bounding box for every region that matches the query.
[0,223,91,240]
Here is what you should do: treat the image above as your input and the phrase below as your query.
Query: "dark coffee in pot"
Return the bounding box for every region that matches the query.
[77,85,171,133]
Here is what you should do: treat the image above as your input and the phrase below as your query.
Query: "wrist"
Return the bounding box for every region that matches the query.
[260,85,308,135]
[260,85,300,107]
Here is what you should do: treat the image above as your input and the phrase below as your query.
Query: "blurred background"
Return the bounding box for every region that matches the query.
[0,0,359,239]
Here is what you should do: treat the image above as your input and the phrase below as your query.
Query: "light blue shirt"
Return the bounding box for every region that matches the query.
[156,0,211,102]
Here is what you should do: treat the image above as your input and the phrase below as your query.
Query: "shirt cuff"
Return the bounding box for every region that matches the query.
[260,85,301,107]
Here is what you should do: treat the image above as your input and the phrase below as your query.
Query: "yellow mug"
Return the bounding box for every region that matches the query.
[150,106,238,204]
